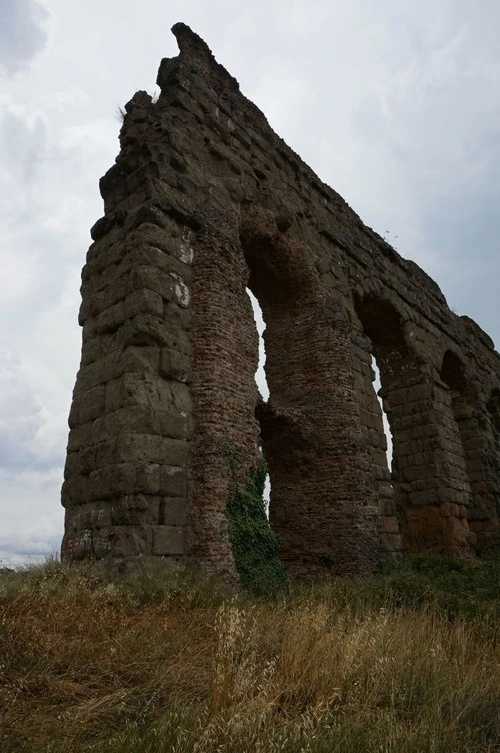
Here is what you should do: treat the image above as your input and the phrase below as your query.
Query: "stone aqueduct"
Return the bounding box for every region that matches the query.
[62,24,500,581]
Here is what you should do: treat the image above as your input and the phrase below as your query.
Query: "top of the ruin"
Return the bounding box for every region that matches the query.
[156,22,241,96]
[170,22,216,64]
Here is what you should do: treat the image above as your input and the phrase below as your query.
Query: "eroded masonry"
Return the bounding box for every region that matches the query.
[61,23,500,581]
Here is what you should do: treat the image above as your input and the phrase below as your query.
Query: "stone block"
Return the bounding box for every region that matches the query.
[111,494,160,525]
[93,525,153,557]
[66,422,95,453]
[160,348,192,383]
[161,497,187,525]
[156,410,189,440]
[85,237,123,274]
[74,354,122,395]
[61,529,93,560]
[106,372,171,412]
[89,462,145,500]
[120,313,171,347]
[80,336,106,366]
[169,381,192,413]
[95,301,125,334]
[160,466,187,497]
[82,276,127,319]
[64,451,81,479]
[61,475,90,507]
[116,434,188,465]
[373,463,391,481]
[152,525,185,555]
[126,265,174,300]
[65,501,112,531]
[121,345,161,374]
[382,516,399,534]
[78,384,107,424]
[136,462,162,494]
[98,405,188,441]
[125,289,164,319]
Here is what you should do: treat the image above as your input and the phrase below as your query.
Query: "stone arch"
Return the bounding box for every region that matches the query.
[471,386,500,548]
[351,294,416,556]
[240,205,379,577]
[353,298,474,558]
[435,349,475,540]
[487,388,500,442]
[440,349,467,393]
[353,293,418,385]
[487,389,500,532]
[61,25,500,575]
[438,352,500,550]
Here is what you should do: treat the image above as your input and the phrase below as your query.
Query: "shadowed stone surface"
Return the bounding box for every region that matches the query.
[61,23,500,582]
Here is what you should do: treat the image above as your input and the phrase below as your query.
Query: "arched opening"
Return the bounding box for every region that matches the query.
[440,350,467,393]
[436,350,475,544]
[372,361,393,469]
[352,296,414,557]
[246,288,270,517]
[438,351,500,552]
[353,298,474,559]
[487,389,500,460]
[488,389,500,435]
[471,387,500,548]
[487,389,500,534]
[439,350,471,469]
[240,207,379,577]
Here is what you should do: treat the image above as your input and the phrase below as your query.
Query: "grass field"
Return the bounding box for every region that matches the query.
[1,551,499,752]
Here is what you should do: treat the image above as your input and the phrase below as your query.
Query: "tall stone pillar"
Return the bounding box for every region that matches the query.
[466,391,500,549]
[383,376,475,559]
[350,332,401,557]
[61,183,195,564]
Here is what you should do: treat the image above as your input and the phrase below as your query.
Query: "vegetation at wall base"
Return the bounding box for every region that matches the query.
[225,449,289,596]
[1,552,499,752]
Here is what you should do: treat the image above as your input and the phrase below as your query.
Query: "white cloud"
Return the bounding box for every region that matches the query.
[0,467,63,567]
[0,0,52,75]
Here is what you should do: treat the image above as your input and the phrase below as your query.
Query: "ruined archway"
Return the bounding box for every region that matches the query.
[352,300,475,558]
[352,295,412,556]
[438,353,500,551]
[488,389,500,523]
[61,24,500,575]
[241,206,379,577]
[474,387,500,548]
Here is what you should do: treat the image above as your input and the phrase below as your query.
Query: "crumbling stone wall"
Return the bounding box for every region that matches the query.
[61,23,500,580]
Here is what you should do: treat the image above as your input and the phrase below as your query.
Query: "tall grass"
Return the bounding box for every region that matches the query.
[1,554,499,752]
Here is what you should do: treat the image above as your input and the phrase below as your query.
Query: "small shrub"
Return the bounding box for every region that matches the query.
[226,450,289,597]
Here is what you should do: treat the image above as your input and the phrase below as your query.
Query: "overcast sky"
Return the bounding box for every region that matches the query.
[1,0,499,566]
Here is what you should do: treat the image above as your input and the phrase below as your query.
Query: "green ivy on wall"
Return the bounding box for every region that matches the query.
[226,449,289,597]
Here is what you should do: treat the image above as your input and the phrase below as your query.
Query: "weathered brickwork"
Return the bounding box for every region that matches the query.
[61,23,500,580]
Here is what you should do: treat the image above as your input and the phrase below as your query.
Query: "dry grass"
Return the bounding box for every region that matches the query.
[0,557,499,752]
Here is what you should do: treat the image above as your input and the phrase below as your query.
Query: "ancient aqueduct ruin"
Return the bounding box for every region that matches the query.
[62,23,500,582]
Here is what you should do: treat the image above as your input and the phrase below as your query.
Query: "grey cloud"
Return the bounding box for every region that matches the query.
[422,186,500,350]
[0,467,63,566]
[0,525,62,565]
[0,538,55,557]
[0,356,63,471]
[0,108,48,182]
[0,0,50,75]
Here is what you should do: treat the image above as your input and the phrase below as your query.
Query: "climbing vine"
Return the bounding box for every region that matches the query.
[226,449,289,596]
